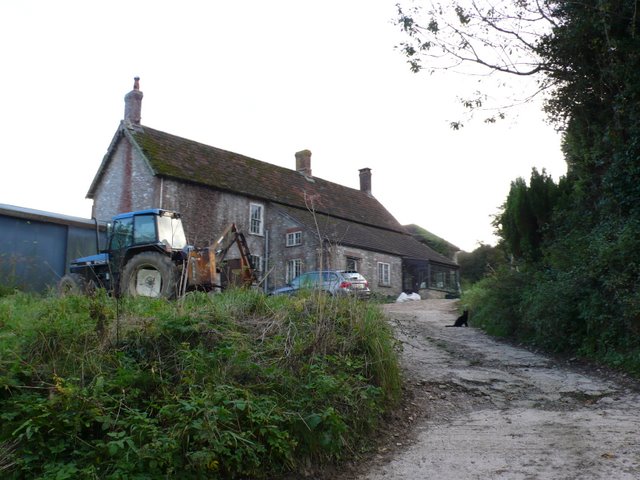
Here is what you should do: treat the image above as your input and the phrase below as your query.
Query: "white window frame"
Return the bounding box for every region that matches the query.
[286,259,302,283]
[286,231,302,247]
[378,262,391,286]
[249,203,264,235]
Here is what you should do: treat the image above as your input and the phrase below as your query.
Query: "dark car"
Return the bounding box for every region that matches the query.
[270,270,371,298]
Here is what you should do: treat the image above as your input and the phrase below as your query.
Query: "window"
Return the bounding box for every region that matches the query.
[378,262,391,286]
[345,256,360,271]
[110,218,133,250]
[249,255,263,275]
[430,266,458,291]
[133,215,156,244]
[157,214,187,249]
[250,203,264,235]
[286,231,302,246]
[286,259,302,283]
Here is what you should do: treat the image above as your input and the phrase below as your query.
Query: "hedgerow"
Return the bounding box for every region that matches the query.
[0,289,400,479]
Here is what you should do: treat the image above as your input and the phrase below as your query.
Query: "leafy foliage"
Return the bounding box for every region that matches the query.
[400,0,640,374]
[494,168,560,262]
[457,243,508,286]
[0,290,400,478]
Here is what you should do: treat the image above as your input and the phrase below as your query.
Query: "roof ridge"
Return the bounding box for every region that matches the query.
[136,124,376,196]
[97,122,405,232]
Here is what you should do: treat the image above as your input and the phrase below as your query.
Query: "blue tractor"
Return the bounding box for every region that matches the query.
[58,209,256,298]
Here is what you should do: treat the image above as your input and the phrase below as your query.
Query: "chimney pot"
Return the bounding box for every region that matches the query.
[124,76,143,125]
[295,149,312,177]
[359,168,372,195]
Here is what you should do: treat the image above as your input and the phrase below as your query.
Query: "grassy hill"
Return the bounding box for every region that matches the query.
[404,224,460,258]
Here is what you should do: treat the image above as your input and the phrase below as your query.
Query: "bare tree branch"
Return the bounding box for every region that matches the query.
[395,0,557,124]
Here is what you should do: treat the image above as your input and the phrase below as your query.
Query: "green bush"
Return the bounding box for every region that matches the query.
[461,267,531,338]
[0,289,400,479]
[463,250,640,374]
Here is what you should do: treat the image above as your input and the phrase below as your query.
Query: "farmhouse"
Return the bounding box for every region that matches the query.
[87,79,458,297]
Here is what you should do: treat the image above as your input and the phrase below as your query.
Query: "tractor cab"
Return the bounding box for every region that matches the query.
[108,209,187,252]
[61,210,190,297]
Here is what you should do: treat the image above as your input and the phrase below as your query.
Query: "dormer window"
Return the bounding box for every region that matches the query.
[286,230,302,247]
[249,203,264,235]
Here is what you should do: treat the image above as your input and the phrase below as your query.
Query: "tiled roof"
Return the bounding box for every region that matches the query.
[122,124,405,232]
[276,205,458,267]
[88,123,456,267]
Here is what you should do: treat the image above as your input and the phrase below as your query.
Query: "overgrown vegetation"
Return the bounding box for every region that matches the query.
[399,1,640,374]
[404,224,459,259]
[0,289,401,479]
[456,243,507,287]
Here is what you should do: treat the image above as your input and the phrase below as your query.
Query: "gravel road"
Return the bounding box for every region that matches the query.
[346,299,640,480]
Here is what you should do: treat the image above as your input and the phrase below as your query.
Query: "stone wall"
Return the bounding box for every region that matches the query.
[266,208,320,291]
[91,133,267,265]
[264,210,405,296]
[91,135,159,222]
[333,245,402,296]
[160,179,267,268]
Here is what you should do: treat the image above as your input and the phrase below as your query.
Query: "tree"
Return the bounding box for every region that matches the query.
[539,1,640,219]
[457,243,508,284]
[396,0,554,74]
[397,0,640,365]
[395,0,556,125]
[494,168,558,262]
[397,0,640,227]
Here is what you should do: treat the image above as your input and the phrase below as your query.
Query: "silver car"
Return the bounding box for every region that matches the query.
[270,270,371,298]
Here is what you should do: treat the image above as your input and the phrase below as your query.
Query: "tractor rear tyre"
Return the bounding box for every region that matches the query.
[121,252,178,299]
[58,273,94,296]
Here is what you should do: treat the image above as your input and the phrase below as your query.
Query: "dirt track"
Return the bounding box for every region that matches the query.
[346,299,640,480]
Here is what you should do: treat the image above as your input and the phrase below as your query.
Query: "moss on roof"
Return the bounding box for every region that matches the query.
[128,124,405,232]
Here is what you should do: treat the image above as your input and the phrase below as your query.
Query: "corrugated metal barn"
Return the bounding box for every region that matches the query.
[0,204,105,293]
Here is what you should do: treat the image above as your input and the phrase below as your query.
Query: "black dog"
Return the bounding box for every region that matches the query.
[446,310,469,327]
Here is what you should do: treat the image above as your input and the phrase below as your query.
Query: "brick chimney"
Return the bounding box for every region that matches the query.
[359,168,372,195]
[295,149,312,176]
[124,77,143,125]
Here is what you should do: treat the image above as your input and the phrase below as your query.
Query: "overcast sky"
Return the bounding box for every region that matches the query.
[0,1,566,252]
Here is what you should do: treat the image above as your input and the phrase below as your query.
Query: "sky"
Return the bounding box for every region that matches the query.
[0,1,566,252]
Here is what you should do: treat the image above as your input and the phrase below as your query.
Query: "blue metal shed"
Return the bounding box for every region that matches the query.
[0,204,105,293]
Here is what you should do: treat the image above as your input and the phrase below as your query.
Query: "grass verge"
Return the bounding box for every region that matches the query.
[0,289,401,479]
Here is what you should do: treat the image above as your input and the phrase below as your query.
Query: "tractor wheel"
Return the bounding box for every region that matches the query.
[121,252,178,299]
[58,273,94,296]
